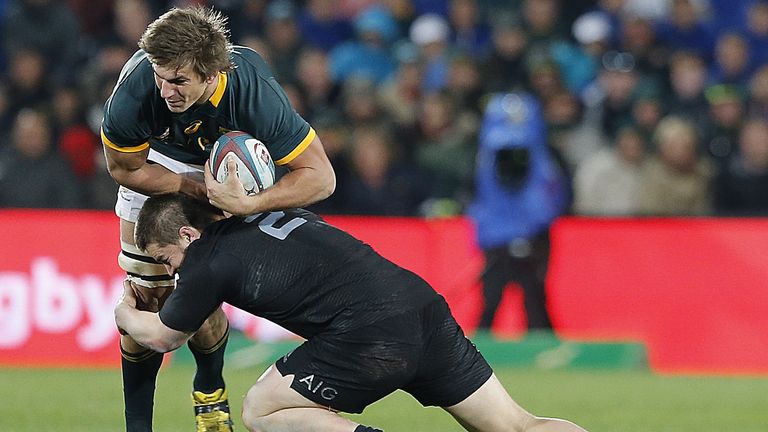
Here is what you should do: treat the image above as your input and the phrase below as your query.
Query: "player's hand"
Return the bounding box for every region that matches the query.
[205,158,252,216]
[181,178,208,202]
[118,279,138,309]
[115,279,137,335]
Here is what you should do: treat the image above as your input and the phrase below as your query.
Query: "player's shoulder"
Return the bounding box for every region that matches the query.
[111,50,155,99]
[230,46,276,81]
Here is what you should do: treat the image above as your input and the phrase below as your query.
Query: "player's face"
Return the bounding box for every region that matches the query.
[146,242,188,276]
[152,63,216,113]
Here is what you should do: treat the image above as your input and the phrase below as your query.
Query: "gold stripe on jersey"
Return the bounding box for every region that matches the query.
[209,72,228,108]
[101,128,150,153]
[274,127,316,166]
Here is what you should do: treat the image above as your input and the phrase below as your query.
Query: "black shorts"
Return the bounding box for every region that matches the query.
[274,297,493,413]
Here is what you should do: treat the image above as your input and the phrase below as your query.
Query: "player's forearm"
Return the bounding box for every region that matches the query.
[110,163,206,199]
[115,304,190,353]
[238,166,335,214]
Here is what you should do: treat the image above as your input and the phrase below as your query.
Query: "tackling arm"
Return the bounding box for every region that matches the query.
[104,145,207,200]
[114,280,193,353]
[205,134,335,216]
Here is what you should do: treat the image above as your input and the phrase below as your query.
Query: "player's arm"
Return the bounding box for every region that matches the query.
[205,133,335,215]
[115,280,193,352]
[103,144,207,200]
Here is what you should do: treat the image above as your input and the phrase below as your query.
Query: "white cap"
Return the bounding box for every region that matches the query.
[410,14,449,46]
[572,11,611,45]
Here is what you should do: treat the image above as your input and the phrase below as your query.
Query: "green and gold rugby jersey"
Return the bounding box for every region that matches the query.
[101,46,315,166]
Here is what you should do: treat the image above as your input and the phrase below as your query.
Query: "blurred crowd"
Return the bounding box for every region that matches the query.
[2,0,768,217]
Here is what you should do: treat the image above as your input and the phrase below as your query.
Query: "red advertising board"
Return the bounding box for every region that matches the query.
[548,217,768,374]
[1,210,767,373]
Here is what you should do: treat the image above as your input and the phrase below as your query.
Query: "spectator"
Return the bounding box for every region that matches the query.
[411,91,477,214]
[339,75,387,126]
[653,0,715,61]
[5,49,51,116]
[341,123,432,215]
[543,89,608,176]
[448,0,492,59]
[714,118,768,215]
[239,34,272,63]
[631,86,665,143]
[638,116,714,215]
[521,0,569,52]
[226,0,267,43]
[68,0,115,41]
[0,108,83,208]
[445,53,484,114]
[708,31,753,87]
[378,42,423,128]
[665,51,710,128]
[108,0,153,50]
[573,126,649,215]
[410,13,453,92]
[617,13,668,82]
[589,0,627,46]
[328,4,399,85]
[51,86,100,182]
[305,111,351,215]
[0,84,11,143]
[702,83,746,166]
[297,0,354,51]
[298,0,353,52]
[566,10,612,95]
[748,64,768,120]
[384,0,417,37]
[480,13,530,93]
[2,0,81,85]
[745,1,768,68]
[526,56,566,102]
[263,0,305,82]
[294,47,341,124]
[586,50,643,139]
[469,93,569,333]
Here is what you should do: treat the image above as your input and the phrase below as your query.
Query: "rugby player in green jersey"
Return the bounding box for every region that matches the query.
[101,7,335,432]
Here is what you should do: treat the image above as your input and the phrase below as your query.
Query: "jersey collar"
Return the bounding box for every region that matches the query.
[208,72,228,108]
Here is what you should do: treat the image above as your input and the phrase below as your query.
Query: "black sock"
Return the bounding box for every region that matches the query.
[188,326,229,394]
[354,425,383,432]
[121,345,164,432]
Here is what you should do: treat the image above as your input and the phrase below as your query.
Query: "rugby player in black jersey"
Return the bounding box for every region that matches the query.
[115,193,588,432]
[101,7,334,431]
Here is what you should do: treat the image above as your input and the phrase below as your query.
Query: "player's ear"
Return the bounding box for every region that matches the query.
[179,226,202,243]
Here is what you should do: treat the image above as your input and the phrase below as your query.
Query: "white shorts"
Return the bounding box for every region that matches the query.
[115,149,205,223]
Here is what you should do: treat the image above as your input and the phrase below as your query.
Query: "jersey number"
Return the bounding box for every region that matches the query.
[244,211,307,240]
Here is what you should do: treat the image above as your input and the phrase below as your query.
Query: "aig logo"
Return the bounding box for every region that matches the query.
[297,374,338,401]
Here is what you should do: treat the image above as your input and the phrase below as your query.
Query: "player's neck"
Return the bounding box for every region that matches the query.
[197,74,220,106]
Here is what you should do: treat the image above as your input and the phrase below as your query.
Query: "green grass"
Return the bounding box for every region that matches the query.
[1,364,767,431]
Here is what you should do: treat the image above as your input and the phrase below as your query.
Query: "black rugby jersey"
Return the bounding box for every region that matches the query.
[159,210,441,337]
[101,46,314,166]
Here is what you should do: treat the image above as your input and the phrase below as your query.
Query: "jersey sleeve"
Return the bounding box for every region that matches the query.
[158,252,239,332]
[235,50,315,166]
[100,52,154,153]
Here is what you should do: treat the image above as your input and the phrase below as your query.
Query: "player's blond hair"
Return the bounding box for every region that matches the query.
[139,6,234,79]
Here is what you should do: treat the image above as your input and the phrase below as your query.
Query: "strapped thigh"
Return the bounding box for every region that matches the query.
[118,240,175,288]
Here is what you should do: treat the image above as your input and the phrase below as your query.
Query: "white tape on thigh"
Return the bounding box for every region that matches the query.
[119,241,175,288]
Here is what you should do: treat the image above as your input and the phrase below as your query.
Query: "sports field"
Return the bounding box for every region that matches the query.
[2,362,767,432]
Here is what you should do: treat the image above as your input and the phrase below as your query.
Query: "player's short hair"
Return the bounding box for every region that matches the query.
[139,6,234,79]
[135,193,222,251]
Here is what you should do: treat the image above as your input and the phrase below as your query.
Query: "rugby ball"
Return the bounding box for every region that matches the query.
[209,131,276,195]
